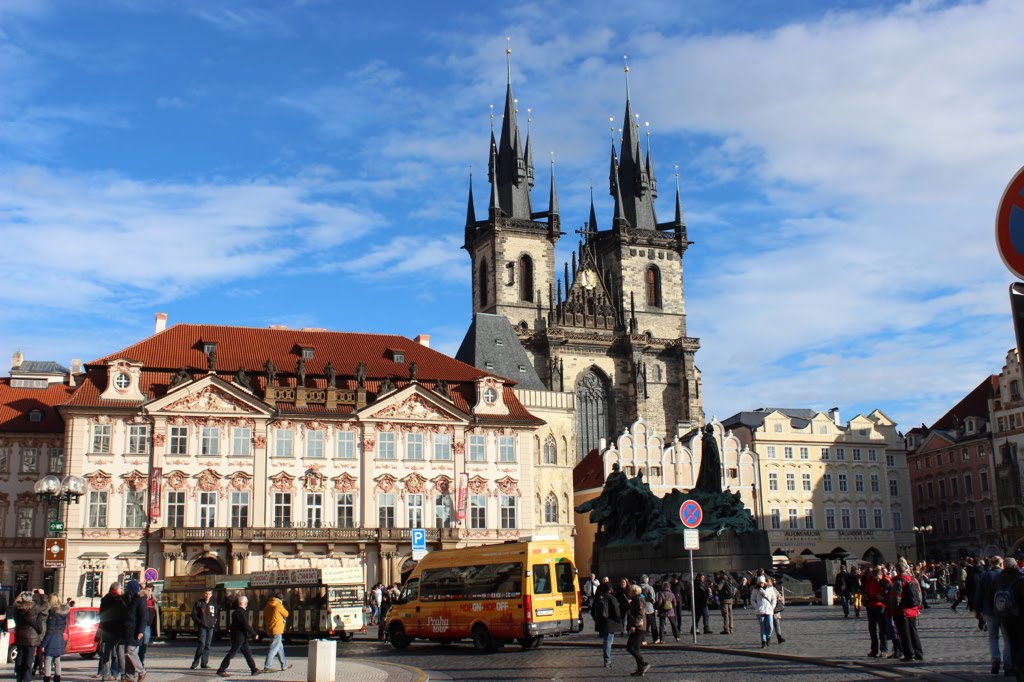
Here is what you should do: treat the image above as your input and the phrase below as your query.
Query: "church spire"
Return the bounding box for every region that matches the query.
[548,155,559,218]
[588,186,598,232]
[465,173,477,228]
[491,41,533,219]
[611,59,658,230]
[673,166,685,227]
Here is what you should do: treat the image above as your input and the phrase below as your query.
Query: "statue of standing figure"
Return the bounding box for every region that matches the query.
[694,423,723,494]
[324,361,337,389]
[264,359,277,386]
[296,358,307,387]
[354,361,367,388]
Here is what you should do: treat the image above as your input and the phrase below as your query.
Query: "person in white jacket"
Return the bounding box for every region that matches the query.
[750,575,779,648]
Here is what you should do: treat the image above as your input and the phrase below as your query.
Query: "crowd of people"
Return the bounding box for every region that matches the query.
[581,568,785,676]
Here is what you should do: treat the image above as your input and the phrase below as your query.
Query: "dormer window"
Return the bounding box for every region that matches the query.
[495,339,504,347]
[388,349,406,364]
[485,362,494,371]
[28,409,43,423]
[113,373,131,390]
[518,365,526,373]
[301,347,315,360]
[483,387,498,404]
[203,342,217,355]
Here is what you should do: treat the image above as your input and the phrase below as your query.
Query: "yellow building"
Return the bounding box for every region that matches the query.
[723,408,914,565]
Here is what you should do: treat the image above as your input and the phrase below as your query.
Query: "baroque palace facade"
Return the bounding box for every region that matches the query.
[0,321,576,597]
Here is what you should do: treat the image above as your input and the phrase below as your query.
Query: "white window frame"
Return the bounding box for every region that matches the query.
[337,431,356,459]
[274,492,292,528]
[306,492,324,528]
[124,489,146,528]
[500,494,517,529]
[92,424,112,453]
[169,426,188,455]
[498,436,517,463]
[378,493,396,528]
[231,491,249,528]
[306,430,325,458]
[469,494,487,529]
[201,426,220,456]
[336,493,355,528]
[433,433,452,460]
[407,493,424,528]
[88,491,108,528]
[198,492,217,527]
[377,432,396,460]
[406,433,424,460]
[128,424,150,455]
[232,427,252,456]
[468,435,486,462]
[274,429,293,458]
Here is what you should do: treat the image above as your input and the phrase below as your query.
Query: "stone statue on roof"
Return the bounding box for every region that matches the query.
[434,379,450,398]
[169,367,191,389]
[206,349,218,372]
[379,375,395,394]
[324,361,336,389]
[409,361,418,382]
[295,358,306,387]
[355,361,367,388]
[234,366,251,390]
[264,359,276,386]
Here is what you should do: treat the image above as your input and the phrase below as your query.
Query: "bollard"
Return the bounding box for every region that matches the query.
[307,638,337,682]
[821,585,835,606]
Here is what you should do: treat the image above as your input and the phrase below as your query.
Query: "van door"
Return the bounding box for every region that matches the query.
[553,558,578,627]
[530,562,556,623]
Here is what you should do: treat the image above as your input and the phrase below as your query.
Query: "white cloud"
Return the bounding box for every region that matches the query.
[0,166,377,313]
[336,235,467,284]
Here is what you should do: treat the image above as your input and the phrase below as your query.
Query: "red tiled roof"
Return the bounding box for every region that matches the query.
[573,448,605,491]
[0,379,75,433]
[70,324,542,424]
[931,375,998,431]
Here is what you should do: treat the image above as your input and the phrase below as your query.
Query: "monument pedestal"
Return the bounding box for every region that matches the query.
[594,528,771,578]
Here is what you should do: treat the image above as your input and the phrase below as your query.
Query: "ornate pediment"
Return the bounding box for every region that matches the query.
[303,469,326,492]
[374,473,397,493]
[374,394,457,421]
[122,470,148,492]
[85,470,113,490]
[467,475,489,495]
[495,475,520,496]
[332,472,358,493]
[165,470,188,490]
[431,474,452,495]
[228,472,252,491]
[195,468,222,492]
[269,471,295,492]
[164,386,257,414]
[402,473,427,495]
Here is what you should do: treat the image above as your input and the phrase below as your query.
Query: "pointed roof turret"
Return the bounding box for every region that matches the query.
[645,123,658,198]
[489,138,501,219]
[610,59,658,230]
[588,186,598,232]
[491,44,533,219]
[673,167,685,227]
[548,157,559,217]
[466,174,477,228]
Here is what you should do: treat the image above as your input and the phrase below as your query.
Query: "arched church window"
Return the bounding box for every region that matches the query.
[575,369,610,462]
[645,266,662,308]
[519,255,534,302]
[479,258,489,307]
[544,492,559,524]
[542,437,557,465]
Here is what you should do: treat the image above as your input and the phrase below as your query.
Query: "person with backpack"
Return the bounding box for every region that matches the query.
[894,559,924,662]
[979,556,1014,675]
[655,581,679,643]
[714,571,737,635]
[990,557,1024,676]
[592,583,622,669]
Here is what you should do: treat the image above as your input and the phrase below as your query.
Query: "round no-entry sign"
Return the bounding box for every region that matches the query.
[143,567,159,583]
[679,500,703,529]
[995,165,1024,280]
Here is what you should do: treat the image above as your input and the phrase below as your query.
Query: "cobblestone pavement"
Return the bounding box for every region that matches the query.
[21,602,1003,682]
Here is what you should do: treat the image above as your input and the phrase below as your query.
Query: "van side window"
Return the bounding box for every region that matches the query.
[555,561,574,593]
[533,564,552,594]
[401,578,419,604]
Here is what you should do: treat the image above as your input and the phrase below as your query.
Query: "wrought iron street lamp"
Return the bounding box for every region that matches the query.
[34,475,85,596]
[913,525,934,563]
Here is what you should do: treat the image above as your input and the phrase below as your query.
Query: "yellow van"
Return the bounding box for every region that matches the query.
[386,539,582,651]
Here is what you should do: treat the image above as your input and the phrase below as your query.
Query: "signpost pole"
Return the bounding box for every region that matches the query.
[689,550,697,643]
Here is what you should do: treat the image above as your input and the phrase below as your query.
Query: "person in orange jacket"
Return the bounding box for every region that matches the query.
[261,594,291,672]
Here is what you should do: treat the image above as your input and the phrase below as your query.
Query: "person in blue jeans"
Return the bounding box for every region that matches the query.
[751,576,779,648]
[592,584,622,669]
[190,590,217,670]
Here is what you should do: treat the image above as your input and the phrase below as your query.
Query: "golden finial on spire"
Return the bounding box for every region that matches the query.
[506,36,512,84]
[623,54,631,100]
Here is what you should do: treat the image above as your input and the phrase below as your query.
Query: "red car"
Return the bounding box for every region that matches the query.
[6,607,99,662]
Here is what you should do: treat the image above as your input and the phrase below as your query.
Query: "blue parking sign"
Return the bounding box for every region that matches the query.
[411,528,426,551]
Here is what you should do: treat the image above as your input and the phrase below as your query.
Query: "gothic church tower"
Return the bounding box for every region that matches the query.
[462,58,703,462]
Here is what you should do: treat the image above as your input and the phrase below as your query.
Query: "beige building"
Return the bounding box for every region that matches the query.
[723,408,914,565]
[46,320,574,598]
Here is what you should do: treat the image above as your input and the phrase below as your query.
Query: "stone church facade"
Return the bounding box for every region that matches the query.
[462,62,704,462]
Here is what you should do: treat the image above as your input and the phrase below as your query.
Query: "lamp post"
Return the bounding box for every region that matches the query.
[913,525,934,563]
[34,474,86,597]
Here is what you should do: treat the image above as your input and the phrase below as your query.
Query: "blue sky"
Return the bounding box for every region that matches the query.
[2,0,1022,432]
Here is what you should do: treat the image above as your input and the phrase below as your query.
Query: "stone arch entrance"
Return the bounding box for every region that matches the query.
[862,547,884,565]
[187,555,226,576]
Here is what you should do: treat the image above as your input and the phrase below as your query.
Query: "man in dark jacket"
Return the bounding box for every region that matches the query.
[691,574,712,635]
[98,583,126,681]
[216,595,259,677]
[118,580,148,682]
[190,590,217,670]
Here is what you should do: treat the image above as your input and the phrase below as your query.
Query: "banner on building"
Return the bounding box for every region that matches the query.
[149,467,162,518]
[456,472,469,521]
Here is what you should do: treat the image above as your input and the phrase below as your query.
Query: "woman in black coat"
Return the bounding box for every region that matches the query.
[13,592,43,682]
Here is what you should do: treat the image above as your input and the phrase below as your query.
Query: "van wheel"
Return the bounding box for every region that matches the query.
[517,635,542,649]
[389,623,411,650]
[7,648,16,664]
[472,623,496,652]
